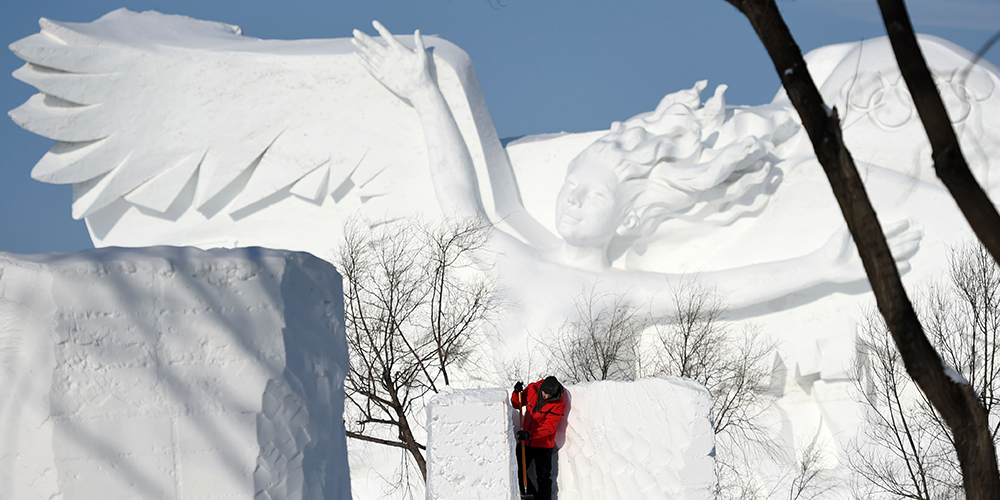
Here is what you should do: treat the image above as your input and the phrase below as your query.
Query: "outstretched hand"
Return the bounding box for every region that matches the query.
[352,21,432,101]
[823,219,922,283]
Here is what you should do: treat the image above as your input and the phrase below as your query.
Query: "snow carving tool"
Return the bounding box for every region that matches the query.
[518,390,534,500]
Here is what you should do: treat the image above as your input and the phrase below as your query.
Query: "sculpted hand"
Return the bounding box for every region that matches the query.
[352,21,432,101]
[823,219,922,283]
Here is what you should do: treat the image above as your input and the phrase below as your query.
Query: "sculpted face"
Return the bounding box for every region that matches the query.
[556,144,623,248]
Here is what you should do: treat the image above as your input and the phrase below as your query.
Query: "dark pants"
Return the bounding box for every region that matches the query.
[516,444,554,500]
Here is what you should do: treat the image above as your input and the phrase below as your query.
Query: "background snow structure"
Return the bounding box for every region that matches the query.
[424,379,715,500]
[0,247,351,500]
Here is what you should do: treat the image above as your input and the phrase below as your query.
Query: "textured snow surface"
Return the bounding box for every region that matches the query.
[425,379,715,500]
[556,379,716,500]
[0,247,351,500]
[425,388,518,500]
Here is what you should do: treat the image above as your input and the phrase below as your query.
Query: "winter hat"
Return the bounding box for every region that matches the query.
[539,376,562,398]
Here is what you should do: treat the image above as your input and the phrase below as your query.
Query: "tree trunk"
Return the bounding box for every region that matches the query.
[722,1,1000,498]
[876,0,1000,266]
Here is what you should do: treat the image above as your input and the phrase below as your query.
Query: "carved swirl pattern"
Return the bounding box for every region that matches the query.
[839,68,996,130]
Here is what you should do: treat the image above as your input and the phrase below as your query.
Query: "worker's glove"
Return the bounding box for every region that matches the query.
[513,381,524,393]
[516,430,531,441]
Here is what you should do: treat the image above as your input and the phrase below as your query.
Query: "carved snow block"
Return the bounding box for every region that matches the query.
[0,247,350,500]
[556,378,716,500]
[425,388,519,500]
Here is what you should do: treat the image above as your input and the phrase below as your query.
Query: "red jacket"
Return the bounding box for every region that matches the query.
[511,379,566,449]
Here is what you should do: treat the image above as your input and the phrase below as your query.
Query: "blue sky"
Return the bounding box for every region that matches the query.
[3,0,999,255]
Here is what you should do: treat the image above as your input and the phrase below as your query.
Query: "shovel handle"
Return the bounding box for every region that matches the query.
[518,390,528,494]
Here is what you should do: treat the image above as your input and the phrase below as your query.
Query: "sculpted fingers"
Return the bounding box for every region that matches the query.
[352,21,432,100]
[352,29,381,51]
[414,29,425,58]
[881,218,911,239]
[352,52,378,77]
[352,31,386,70]
[889,225,922,262]
[897,261,913,275]
[373,20,405,51]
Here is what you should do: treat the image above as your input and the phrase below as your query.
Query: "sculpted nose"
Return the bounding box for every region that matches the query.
[566,188,583,207]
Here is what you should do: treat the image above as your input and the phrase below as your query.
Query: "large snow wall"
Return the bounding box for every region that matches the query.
[425,378,716,500]
[0,246,350,500]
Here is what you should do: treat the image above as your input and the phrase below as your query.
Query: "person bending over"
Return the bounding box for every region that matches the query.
[512,376,565,500]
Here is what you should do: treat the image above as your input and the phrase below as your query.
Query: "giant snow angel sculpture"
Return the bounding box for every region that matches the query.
[9,11,925,329]
[19,9,1000,352]
[13,8,1000,483]
[346,21,925,340]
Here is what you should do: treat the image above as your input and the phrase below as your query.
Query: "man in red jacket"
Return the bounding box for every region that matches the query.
[511,376,565,500]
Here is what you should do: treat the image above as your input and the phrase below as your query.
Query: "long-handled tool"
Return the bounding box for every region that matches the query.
[518,390,530,499]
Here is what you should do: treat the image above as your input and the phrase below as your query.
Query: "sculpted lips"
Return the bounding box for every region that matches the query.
[560,212,581,224]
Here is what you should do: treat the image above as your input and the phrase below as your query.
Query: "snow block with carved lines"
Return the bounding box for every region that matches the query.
[0,246,350,500]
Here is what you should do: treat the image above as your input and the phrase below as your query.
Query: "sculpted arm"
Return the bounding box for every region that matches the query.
[353,22,486,220]
[618,220,922,310]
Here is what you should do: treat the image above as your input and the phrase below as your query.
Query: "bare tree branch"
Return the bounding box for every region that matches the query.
[337,216,499,484]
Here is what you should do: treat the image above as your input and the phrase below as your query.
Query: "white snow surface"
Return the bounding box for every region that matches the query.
[425,379,715,500]
[555,379,715,500]
[425,388,519,500]
[0,246,350,500]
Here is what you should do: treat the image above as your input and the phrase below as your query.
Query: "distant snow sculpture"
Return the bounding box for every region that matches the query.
[0,247,351,500]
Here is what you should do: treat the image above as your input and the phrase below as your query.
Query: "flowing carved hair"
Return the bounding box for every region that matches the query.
[589,81,798,237]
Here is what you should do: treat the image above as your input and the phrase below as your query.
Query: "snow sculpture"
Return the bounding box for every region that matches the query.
[555,379,715,500]
[424,388,519,500]
[10,9,1000,496]
[6,10,943,332]
[8,9,511,253]
[350,22,920,360]
[0,247,350,500]
[423,380,715,500]
[776,35,1000,192]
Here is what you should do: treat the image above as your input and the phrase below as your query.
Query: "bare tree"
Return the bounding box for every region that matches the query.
[653,281,842,500]
[336,216,500,480]
[850,241,1000,499]
[718,436,833,500]
[721,0,1000,496]
[786,441,834,500]
[850,310,961,500]
[548,289,647,383]
[937,242,1000,426]
[654,281,776,441]
[549,280,832,499]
